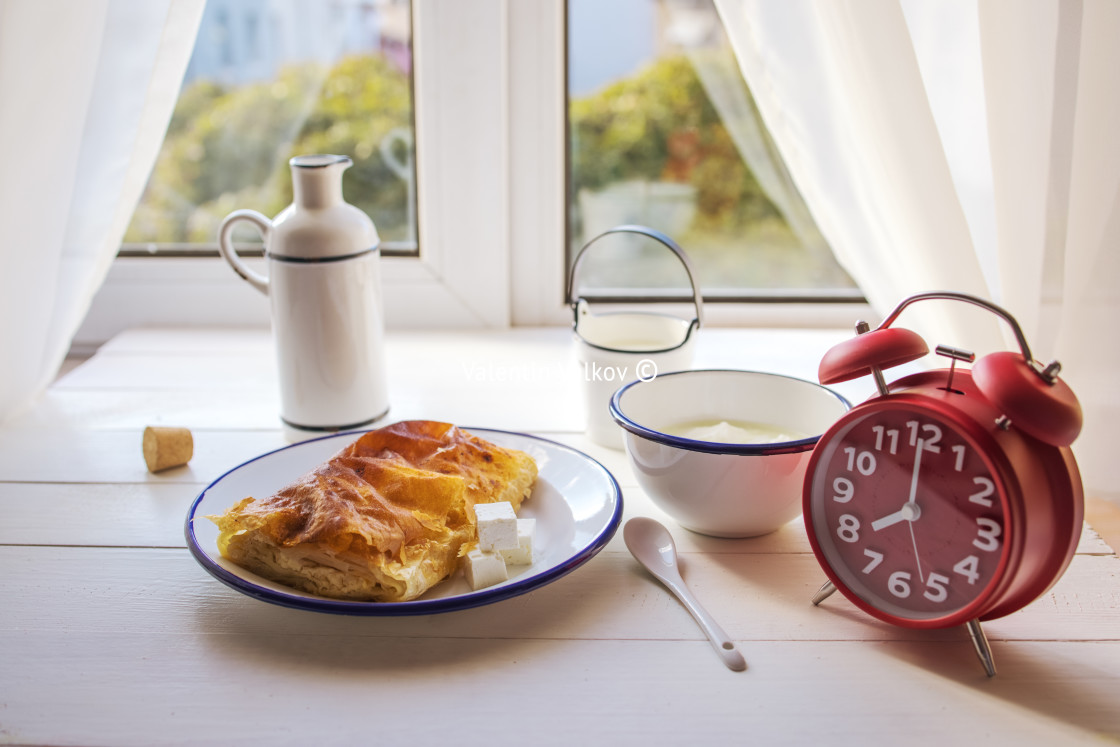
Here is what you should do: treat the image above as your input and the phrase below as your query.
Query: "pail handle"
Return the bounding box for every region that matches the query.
[566,224,704,329]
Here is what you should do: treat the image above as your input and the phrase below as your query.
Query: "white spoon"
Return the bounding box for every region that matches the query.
[623,517,747,672]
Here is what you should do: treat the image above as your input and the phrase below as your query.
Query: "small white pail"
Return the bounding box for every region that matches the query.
[568,225,703,449]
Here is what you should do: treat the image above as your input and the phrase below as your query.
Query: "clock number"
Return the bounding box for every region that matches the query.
[973,517,1002,552]
[888,571,912,598]
[922,424,943,453]
[953,555,981,585]
[969,476,995,508]
[861,549,883,574]
[832,477,854,503]
[871,425,899,455]
[952,444,967,472]
[905,421,943,453]
[843,447,877,476]
[837,514,860,543]
[923,572,950,603]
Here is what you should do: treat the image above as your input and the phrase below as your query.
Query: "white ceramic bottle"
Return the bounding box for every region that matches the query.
[218,154,389,438]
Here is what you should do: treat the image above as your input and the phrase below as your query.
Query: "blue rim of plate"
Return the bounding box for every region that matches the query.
[184,427,623,616]
[609,368,852,456]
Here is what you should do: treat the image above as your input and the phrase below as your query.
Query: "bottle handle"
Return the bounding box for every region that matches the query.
[217,209,271,295]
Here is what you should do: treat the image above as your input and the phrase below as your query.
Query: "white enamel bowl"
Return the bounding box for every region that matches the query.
[610,369,850,538]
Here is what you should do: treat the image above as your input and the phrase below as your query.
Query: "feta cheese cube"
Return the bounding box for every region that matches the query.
[499,518,535,566]
[475,501,518,551]
[464,548,508,591]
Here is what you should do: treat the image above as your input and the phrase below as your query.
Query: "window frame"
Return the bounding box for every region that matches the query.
[74,0,868,351]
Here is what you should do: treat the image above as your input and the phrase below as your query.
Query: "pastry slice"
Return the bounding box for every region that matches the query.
[208,420,537,602]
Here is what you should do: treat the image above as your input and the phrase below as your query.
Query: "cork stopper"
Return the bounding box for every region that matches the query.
[143,426,194,473]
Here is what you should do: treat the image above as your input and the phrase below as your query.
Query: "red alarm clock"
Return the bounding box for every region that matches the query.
[802,291,1084,676]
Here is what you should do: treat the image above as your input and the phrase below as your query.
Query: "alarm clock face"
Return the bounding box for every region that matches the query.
[806,403,1009,624]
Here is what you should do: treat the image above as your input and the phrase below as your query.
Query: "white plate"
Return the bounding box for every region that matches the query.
[185,428,622,615]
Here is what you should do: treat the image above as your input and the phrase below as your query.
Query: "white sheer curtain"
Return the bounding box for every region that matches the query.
[659,2,834,277]
[715,0,1119,496]
[0,0,204,424]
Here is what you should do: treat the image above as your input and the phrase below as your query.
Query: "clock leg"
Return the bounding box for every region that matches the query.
[811,580,838,605]
[965,619,997,677]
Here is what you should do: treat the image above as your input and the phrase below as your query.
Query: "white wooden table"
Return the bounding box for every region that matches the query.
[1,326,1117,746]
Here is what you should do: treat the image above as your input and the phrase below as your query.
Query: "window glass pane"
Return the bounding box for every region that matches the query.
[568,0,859,299]
[124,0,416,256]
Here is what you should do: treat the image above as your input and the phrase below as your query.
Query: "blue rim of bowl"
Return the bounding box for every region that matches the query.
[608,368,851,456]
[184,427,623,617]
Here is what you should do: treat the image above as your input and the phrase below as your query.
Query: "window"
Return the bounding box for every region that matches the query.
[77,0,865,349]
[123,0,417,258]
[567,0,859,303]
[79,0,524,347]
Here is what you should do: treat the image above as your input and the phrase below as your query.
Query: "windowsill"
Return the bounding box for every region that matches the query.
[56,324,875,429]
[51,323,1120,554]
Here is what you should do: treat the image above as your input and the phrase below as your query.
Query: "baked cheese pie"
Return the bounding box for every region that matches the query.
[208,420,538,602]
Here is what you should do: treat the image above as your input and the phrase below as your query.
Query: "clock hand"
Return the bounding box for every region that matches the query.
[907,438,924,507]
[908,520,924,583]
[907,439,925,582]
[871,501,920,531]
[871,438,926,529]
